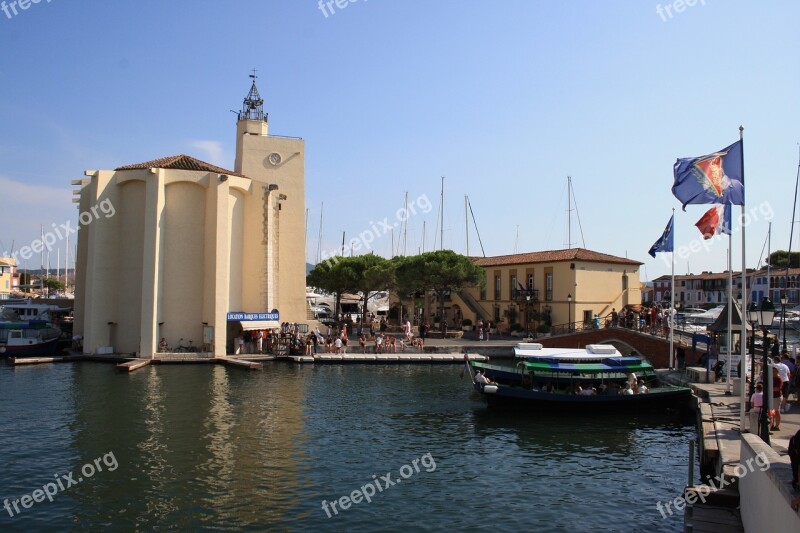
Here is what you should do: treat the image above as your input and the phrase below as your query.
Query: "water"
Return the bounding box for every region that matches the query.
[0,362,696,532]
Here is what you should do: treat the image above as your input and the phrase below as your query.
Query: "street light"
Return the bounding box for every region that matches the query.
[567,293,572,332]
[526,293,532,338]
[747,301,758,404]
[780,290,788,353]
[754,297,775,445]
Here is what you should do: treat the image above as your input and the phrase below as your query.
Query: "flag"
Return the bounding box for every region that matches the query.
[694,204,732,240]
[648,215,674,257]
[672,140,744,209]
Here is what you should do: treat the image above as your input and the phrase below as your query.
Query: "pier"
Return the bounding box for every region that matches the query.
[660,370,800,531]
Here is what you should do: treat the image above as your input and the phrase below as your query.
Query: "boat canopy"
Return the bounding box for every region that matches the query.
[521,358,653,375]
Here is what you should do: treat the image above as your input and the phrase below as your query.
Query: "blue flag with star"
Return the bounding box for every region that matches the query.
[648,215,674,257]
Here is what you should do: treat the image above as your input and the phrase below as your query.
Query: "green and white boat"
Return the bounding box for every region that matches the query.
[466,343,692,411]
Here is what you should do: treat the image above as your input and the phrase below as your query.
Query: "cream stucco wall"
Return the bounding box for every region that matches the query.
[235,121,306,323]
[455,258,642,328]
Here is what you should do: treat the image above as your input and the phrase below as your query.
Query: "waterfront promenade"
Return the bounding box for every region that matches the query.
[662,370,800,531]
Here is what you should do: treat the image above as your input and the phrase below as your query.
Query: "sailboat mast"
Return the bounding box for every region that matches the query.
[422,221,426,254]
[567,176,572,249]
[465,195,469,256]
[316,202,324,264]
[440,176,445,251]
[403,191,408,257]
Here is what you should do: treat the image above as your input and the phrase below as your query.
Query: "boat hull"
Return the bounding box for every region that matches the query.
[473,383,693,412]
[0,337,60,357]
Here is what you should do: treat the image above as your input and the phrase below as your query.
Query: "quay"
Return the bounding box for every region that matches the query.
[661,370,800,532]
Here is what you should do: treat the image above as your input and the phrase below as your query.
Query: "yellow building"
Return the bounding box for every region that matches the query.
[0,256,18,299]
[74,78,306,357]
[449,248,642,331]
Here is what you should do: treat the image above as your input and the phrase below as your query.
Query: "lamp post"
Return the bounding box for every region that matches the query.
[526,293,532,338]
[567,293,572,333]
[747,301,758,403]
[755,297,775,445]
[780,290,788,353]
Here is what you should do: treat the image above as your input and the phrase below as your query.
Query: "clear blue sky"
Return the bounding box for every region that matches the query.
[1,0,798,281]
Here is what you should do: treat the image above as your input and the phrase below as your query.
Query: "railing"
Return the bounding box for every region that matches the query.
[511,288,539,302]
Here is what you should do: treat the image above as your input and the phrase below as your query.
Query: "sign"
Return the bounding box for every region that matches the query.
[227,311,280,322]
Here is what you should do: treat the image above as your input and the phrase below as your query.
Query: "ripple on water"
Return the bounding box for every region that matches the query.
[0,362,696,532]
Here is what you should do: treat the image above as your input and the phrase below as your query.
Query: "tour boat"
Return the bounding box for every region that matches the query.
[466,343,692,410]
[0,319,63,357]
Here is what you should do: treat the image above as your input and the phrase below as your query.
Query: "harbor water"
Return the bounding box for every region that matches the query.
[1,362,697,532]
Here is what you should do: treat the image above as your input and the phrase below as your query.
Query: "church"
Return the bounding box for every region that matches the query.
[73,77,306,357]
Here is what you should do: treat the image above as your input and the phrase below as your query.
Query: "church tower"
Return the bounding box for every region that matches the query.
[234,74,306,323]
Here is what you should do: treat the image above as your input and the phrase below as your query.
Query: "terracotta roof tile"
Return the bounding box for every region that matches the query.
[472,248,642,267]
[115,155,248,179]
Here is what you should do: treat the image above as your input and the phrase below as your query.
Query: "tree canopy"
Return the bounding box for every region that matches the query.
[307,250,484,326]
[767,250,800,268]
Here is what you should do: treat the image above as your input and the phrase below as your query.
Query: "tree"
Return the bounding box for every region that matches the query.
[343,254,393,326]
[307,259,357,319]
[767,250,800,268]
[307,255,393,325]
[41,277,65,297]
[416,250,485,332]
[392,254,427,325]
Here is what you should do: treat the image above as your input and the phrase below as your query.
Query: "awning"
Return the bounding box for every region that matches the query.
[239,321,281,331]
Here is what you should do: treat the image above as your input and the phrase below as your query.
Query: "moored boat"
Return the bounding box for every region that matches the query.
[0,320,63,357]
[467,343,692,411]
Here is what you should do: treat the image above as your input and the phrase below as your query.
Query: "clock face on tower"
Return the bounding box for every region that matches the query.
[267,152,282,166]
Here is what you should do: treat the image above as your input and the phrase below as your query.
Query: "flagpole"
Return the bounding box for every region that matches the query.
[670,207,675,369]
[738,126,748,432]
[726,230,733,394]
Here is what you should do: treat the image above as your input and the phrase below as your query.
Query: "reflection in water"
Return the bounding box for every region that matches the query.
[0,362,696,532]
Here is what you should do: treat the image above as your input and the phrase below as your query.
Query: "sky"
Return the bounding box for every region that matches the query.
[0,0,798,281]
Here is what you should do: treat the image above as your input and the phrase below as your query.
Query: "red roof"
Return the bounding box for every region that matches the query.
[115,154,248,179]
[472,248,642,267]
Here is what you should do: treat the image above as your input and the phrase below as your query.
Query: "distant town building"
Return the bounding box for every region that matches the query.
[0,256,19,299]
[74,77,306,357]
[445,248,642,330]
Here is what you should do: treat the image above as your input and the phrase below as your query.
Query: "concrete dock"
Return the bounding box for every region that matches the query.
[660,370,800,531]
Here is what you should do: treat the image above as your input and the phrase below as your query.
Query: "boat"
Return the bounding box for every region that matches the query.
[0,319,63,357]
[466,343,692,410]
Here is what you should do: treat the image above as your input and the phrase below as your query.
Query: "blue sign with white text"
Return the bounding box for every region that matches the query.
[227,311,280,322]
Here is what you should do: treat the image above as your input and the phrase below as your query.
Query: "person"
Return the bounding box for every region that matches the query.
[627,372,638,389]
[305,335,313,355]
[771,356,791,413]
[158,337,168,352]
[334,336,343,354]
[637,378,648,394]
[475,369,492,385]
[375,333,384,354]
[611,308,618,328]
[750,383,764,434]
[580,384,595,396]
[789,428,800,491]
[622,383,634,395]
[419,321,428,341]
[359,334,366,353]
[771,367,783,431]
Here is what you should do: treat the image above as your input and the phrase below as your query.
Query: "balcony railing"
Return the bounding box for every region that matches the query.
[512,288,539,302]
